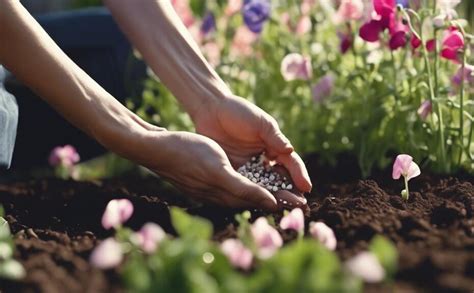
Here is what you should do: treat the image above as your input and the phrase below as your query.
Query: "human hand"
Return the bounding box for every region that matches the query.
[134,130,282,210]
[192,95,312,194]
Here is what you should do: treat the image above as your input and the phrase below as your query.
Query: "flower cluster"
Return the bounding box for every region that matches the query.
[48,145,80,179]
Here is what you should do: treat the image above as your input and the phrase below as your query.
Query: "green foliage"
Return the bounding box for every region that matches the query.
[132,0,473,177]
[0,208,25,280]
[118,209,399,293]
[170,207,213,240]
[369,235,398,279]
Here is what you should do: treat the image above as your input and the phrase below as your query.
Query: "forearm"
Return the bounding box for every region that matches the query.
[0,0,152,157]
[104,0,232,119]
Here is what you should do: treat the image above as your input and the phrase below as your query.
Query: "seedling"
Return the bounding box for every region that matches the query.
[392,154,421,200]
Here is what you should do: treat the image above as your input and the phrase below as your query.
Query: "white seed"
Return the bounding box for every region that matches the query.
[283,200,287,204]
[269,175,275,181]
[287,184,293,190]
[272,186,278,192]
[266,185,273,190]
[254,173,260,178]
[252,178,257,183]
[282,183,286,189]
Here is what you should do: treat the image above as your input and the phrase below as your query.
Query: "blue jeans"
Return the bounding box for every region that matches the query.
[3,7,145,169]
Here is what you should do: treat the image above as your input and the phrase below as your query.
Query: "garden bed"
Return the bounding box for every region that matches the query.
[0,154,473,292]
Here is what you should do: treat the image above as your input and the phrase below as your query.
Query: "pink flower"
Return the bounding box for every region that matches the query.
[90,238,123,269]
[202,42,221,68]
[101,199,134,230]
[392,154,420,181]
[231,26,258,57]
[48,145,80,167]
[279,208,304,232]
[309,221,337,251]
[225,0,243,16]
[296,16,312,35]
[345,252,385,283]
[335,0,364,23]
[300,0,317,15]
[171,0,195,28]
[338,31,353,54]
[251,217,283,259]
[221,238,253,270]
[426,39,436,52]
[135,222,166,253]
[359,20,383,42]
[280,53,312,81]
[373,0,395,18]
[312,73,335,103]
[389,30,407,50]
[441,28,464,62]
[452,64,474,88]
[417,100,432,120]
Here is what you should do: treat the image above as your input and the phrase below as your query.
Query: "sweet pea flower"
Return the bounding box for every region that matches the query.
[90,238,123,269]
[251,217,283,259]
[338,31,353,54]
[417,100,432,120]
[309,221,337,251]
[296,16,312,35]
[48,145,80,167]
[101,199,134,230]
[230,26,258,57]
[452,64,474,88]
[200,12,216,35]
[242,0,271,33]
[281,53,312,81]
[389,30,407,50]
[334,0,364,23]
[279,208,304,233]
[345,252,385,283]
[225,0,243,16]
[312,73,335,103]
[441,28,464,62]
[221,238,253,270]
[135,222,166,254]
[437,0,461,19]
[392,154,420,200]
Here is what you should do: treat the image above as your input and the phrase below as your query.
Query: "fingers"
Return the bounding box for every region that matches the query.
[277,152,312,193]
[219,166,278,211]
[260,117,293,156]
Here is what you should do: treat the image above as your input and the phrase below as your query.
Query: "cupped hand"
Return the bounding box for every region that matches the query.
[137,130,280,210]
[193,95,312,193]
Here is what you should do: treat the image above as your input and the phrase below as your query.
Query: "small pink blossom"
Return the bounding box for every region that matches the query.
[202,41,221,68]
[280,53,312,81]
[312,73,335,103]
[309,221,337,251]
[373,0,395,18]
[225,0,243,16]
[300,0,317,15]
[48,145,80,167]
[231,26,258,57]
[101,199,134,230]
[417,100,432,120]
[441,28,464,62]
[296,16,312,35]
[279,208,304,232]
[335,0,364,23]
[251,217,283,259]
[392,154,420,181]
[135,222,166,253]
[345,252,385,283]
[90,238,123,269]
[221,238,253,270]
[452,64,474,88]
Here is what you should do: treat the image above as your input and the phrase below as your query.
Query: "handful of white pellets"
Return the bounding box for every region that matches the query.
[237,155,293,192]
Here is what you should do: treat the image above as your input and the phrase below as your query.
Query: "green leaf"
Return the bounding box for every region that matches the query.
[0,259,25,280]
[170,208,212,240]
[369,235,398,278]
[0,242,13,260]
[189,0,206,18]
[0,218,11,240]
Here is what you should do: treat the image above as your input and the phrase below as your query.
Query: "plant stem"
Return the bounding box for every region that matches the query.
[432,29,448,172]
[390,49,398,100]
[458,48,466,165]
[403,176,410,200]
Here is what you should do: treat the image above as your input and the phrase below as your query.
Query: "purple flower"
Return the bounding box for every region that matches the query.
[242,0,271,33]
[200,11,216,35]
[396,0,409,7]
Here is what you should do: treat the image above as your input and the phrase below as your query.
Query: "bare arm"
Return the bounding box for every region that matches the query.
[104,0,231,119]
[0,0,159,158]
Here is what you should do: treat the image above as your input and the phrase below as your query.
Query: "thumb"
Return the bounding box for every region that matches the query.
[221,166,278,211]
[260,117,293,155]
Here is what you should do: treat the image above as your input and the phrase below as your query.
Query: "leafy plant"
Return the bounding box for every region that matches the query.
[0,206,25,280]
[131,0,473,177]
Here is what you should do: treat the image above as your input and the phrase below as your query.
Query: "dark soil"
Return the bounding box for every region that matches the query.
[0,155,473,292]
